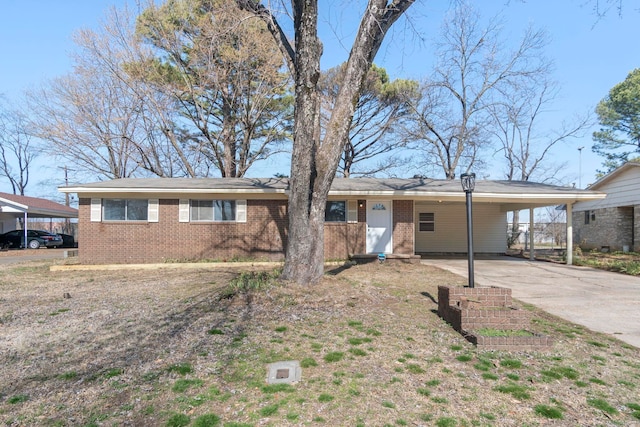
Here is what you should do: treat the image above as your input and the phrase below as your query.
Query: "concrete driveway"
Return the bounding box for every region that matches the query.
[0,248,69,265]
[421,256,640,349]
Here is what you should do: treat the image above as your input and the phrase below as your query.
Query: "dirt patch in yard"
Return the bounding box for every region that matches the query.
[1,261,639,426]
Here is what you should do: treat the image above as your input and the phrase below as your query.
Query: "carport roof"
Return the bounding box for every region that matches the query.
[60,177,605,209]
[0,192,78,218]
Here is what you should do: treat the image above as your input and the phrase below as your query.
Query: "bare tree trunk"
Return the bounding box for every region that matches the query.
[239,0,414,284]
[508,210,521,248]
[280,0,325,283]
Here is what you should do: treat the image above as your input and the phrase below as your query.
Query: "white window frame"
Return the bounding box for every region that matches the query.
[325,200,347,223]
[347,200,358,223]
[179,199,247,223]
[91,198,158,222]
[418,212,435,232]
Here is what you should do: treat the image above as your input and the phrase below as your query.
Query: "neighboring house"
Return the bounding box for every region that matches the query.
[0,192,78,234]
[59,177,604,265]
[572,162,640,252]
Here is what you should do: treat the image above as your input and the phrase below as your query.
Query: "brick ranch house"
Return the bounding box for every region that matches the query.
[572,161,640,252]
[59,177,604,265]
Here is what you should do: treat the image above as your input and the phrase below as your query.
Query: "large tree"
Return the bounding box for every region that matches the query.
[592,68,640,174]
[237,0,414,284]
[404,2,548,179]
[492,80,591,184]
[0,99,35,195]
[28,6,199,180]
[319,64,418,177]
[136,0,293,178]
[490,80,591,246]
[29,52,148,180]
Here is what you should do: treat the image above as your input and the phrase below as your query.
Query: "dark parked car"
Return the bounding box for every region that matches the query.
[58,233,76,248]
[0,230,64,249]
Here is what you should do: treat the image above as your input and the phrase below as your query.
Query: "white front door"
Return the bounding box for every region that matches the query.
[366,200,393,254]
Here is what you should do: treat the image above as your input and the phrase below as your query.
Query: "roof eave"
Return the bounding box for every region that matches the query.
[59,187,288,195]
[60,186,606,204]
[328,190,607,202]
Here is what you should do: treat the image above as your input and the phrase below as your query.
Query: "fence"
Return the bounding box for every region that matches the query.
[507,222,566,249]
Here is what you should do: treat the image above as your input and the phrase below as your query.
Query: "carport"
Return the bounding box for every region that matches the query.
[0,192,78,247]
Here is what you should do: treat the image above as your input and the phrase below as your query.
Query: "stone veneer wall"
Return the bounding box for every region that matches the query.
[635,206,640,252]
[573,206,634,251]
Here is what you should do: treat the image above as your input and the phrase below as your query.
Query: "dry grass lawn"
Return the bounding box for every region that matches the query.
[1,260,639,426]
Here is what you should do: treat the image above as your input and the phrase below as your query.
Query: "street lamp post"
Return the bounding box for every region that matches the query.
[577,146,584,189]
[461,173,476,288]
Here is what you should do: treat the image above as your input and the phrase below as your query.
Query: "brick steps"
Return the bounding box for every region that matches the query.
[437,285,552,351]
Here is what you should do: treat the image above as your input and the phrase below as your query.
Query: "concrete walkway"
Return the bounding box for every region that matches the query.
[421,256,640,349]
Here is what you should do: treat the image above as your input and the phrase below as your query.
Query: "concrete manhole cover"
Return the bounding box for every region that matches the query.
[266,360,301,384]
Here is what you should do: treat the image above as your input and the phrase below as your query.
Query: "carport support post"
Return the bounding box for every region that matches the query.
[23,212,27,250]
[529,208,535,261]
[566,203,573,265]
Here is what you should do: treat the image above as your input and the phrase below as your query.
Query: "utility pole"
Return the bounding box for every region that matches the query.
[59,166,71,234]
[58,166,70,205]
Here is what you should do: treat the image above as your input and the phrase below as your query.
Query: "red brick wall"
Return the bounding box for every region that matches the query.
[324,223,366,259]
[78,198,414,264]
[78,198,288,264]
[323,201,367,258]
[393,200,414,255]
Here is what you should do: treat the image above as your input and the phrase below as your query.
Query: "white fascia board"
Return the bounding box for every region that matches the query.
[0,197,28,211]
[472,192,607,202]
[328,190,607,203]
[328,190,464,199]
[1,206,26,213]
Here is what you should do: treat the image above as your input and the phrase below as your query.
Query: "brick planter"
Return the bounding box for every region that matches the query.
[438,285,552,351]
[465,333,553,351]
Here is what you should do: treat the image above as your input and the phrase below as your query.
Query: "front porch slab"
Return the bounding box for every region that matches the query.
[350,254,421,264]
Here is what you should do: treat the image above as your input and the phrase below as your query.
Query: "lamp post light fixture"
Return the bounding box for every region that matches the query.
[460,173,476,288]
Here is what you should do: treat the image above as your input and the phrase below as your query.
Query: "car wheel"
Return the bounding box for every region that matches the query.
[28,240,41,249]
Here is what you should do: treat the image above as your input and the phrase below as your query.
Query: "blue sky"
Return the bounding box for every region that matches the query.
[0,1,638,197]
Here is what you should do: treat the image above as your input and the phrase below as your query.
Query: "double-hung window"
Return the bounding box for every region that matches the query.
[190,200,236,222]
[325,201,346,222]
[584,210,595,224]
[179,199,246,223]
[103,199,149,221]
[419,212,435,232]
